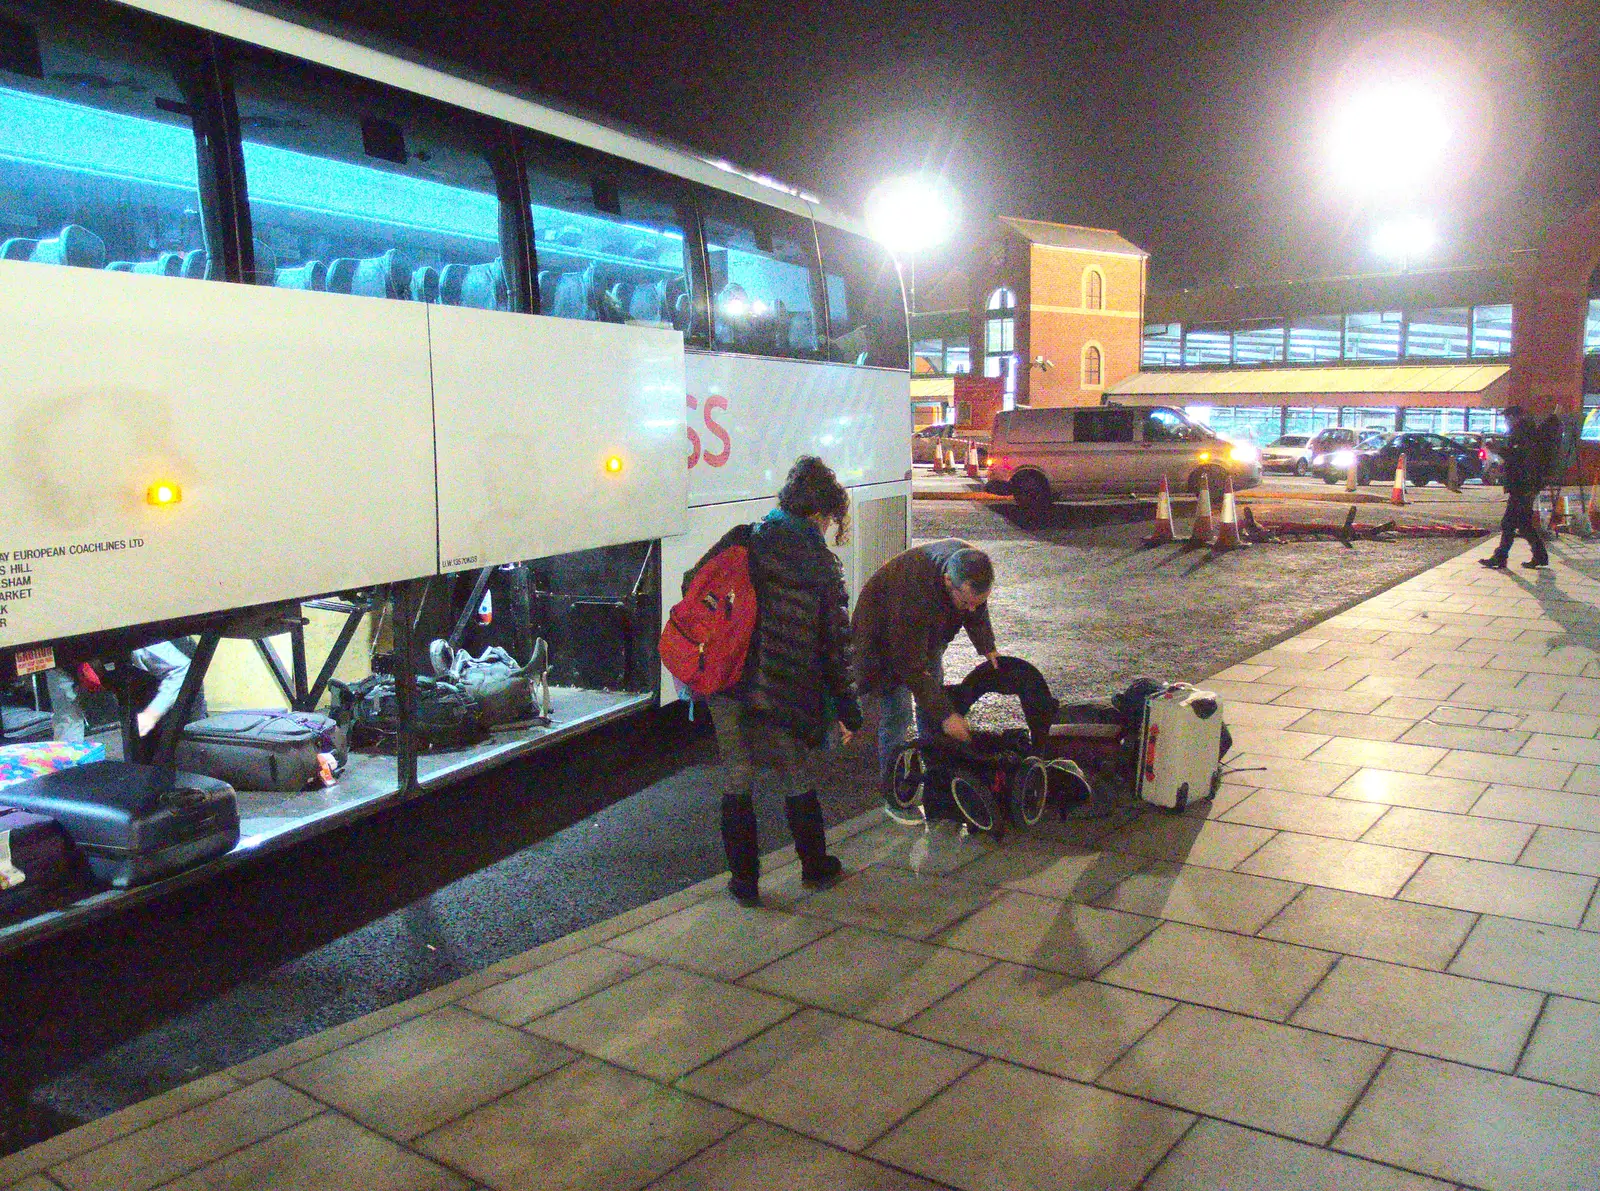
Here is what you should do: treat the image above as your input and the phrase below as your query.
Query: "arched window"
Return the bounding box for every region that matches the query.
[984,287,1018,407]
[1082,343,1103,387]
[1084,268,1104,311]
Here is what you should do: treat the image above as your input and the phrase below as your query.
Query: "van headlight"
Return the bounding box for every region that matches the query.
[1228,444,1258,464]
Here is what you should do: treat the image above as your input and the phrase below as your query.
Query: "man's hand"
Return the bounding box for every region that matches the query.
[985,652,1000,669]
[942,713,971,743]
[837,723,854,747]
[135,707,159,737]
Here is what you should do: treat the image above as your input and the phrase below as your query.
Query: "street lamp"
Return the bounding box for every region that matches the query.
[864,174,958,314]
[1326,78,1451,201]
[1371,215,1436,273]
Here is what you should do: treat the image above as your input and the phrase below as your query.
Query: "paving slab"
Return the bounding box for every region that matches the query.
[1143,1118,1452,1191]
[1449,914,1600,1000]
[1256,886,1477,970]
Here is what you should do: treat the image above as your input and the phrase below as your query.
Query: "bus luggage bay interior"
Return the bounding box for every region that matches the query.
[0,0,912,951]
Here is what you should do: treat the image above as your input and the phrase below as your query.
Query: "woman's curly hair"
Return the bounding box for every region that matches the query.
[778,455,850,544]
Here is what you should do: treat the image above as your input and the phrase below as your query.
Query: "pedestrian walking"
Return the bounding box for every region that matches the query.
[689,456,862,906]
[1481,405,1551,570]
[851,539,1000,789]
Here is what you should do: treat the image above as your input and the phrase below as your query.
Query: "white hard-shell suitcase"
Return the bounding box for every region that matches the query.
[1137,684,1223,811]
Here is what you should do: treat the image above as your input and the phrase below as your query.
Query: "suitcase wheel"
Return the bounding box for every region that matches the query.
[950,771,1004,837]
[886,744,929,824]
[1013,758,1051,827]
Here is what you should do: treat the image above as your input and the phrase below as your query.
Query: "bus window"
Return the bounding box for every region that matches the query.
[230,48,511,307]
[701,196,824,360]
[0,0,211,279]
[524,143,700,338]
[815,224,909,369]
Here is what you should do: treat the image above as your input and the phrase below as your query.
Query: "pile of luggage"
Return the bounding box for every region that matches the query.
[886,657,1231,837]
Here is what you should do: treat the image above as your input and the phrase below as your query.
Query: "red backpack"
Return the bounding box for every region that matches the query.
[660,528,757,698]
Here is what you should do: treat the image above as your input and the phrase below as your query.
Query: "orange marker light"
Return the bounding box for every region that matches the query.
[146,481,182,507]
[604,455,624,476]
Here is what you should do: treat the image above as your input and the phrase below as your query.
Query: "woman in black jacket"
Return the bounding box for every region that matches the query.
[697,456,863,905]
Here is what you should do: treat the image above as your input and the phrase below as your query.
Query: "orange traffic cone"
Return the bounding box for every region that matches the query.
[1189,477,1216,545]
[1213,476,1249,551]
[1144,476,1177,546]
[1550,489,1568,533]
[1345,455,1359,492]
[965,444,981,479]
[1390,455,1407,507]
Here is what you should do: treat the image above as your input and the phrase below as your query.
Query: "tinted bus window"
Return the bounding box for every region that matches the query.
[702,196,823,359]
[525,144,700,338]
[816,223,908,369]
[231,48,509,307]
[0,0,210,278]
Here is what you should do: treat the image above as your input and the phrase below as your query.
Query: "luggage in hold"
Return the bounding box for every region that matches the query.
[175,711,322,792]
[330,674,487,752]
[430,642,544,728]
[0,807,83,922]
[1137,684,1223,811]
[1,706,52,743]
[0,740,107,791]
[0,761,239,887]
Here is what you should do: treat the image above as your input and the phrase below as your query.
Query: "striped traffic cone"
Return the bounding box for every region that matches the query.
[965,444,981,479]
[1144,476,1178,546]
[1212,476,1249,551]
[1390,455,1407,507]
[1189,477,1216,545]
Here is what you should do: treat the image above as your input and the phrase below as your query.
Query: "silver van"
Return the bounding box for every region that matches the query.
[986,405,1262,516]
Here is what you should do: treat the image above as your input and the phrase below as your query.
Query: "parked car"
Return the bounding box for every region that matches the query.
[1259,434,1314,475]
[1308,430,1381,482]
[1314,431,1478,486]
[911,423,958,464]
[1448,433,1505,484]
[986,404,1262,518]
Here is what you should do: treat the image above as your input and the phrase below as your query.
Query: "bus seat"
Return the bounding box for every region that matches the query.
[628,281,663,323]
[275,260,326,290]
[106,261,133,272]
[671,291,690,332]
[439,263,467,305]
[0,237,36,260]
[410,265,440,304]
[130,252,184,277]
[30,225,105,269]
[537,269,556,314]
[549,270,587,320]
[627,238,660,262]
[456,259,506,310]
[328,250,404,299]
[603,280,633,322]
[182,250,208,279]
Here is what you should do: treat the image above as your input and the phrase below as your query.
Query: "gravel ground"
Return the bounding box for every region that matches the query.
[3,489,1498,1153]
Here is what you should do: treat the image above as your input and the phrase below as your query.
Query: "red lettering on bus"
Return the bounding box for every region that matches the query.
[686,393,702,468]
[701,395,731,468]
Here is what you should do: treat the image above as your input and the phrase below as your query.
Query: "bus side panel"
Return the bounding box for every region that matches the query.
[0,263,438,649]
[684,355,910,506]
[428,311,688,571]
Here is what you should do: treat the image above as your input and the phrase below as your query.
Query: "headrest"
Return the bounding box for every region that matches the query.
[410,265,439,304]
[0,237,36,261]
[31,225,106,269]
[275,260,326,291]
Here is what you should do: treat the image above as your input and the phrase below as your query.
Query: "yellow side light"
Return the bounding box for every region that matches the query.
[1196,451,1212,463]
[603,454,624,476]
[146,481,182,507]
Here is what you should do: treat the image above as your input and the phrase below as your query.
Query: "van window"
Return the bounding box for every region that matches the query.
[1143,409,1207,443]
[703,195,823,359]
[0,0,211,278]
[526,144,700,338]
[1073,409,1135,443]
[232,47,511,306]
[993,409,1069,444]
[815,223,907,369]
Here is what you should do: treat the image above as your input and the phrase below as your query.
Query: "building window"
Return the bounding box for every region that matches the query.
[1586,298,1600,355]
[1234,324,1285,365]
[1082,343,1103,387]
[1471,304,1513,357]
[1344,310,1403,360]
[1405,307,1469,359]
[1183,326,1231,366]
[1142,323,1181,367]
[984,286,1016,405]
[1083,268,1104,310]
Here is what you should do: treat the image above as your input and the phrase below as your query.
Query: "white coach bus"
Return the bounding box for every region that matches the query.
[0,0,910,935]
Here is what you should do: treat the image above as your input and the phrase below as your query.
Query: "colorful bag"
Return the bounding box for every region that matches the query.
[660,527,757,698]
[0,741,107,791]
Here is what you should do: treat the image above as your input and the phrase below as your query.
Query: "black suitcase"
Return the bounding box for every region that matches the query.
[0,807,84,920]
[0,761,239,887]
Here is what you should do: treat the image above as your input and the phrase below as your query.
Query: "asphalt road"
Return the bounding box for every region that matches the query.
[0,482,1503,1155]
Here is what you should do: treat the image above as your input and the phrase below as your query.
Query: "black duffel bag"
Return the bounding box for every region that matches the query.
[330,674,488,752]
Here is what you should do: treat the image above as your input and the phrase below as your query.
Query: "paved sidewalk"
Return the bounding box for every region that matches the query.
[5,539,1600,1191]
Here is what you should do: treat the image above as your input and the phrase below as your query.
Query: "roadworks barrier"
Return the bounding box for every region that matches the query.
[1143,476,1178,546]
[1391,455,1408,507]
[1188,478,1216,546]
[1213,477,1249,552]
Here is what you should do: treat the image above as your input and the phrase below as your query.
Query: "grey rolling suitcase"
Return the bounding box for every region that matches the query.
[0,761,239,887]
[175,710,324,792]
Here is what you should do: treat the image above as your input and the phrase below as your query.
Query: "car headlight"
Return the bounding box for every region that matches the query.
[1228,444,1258,464]
[1331,450,1355,467]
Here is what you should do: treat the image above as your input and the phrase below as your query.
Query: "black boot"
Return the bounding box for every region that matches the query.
[785,791,843,886]
[720,794,761,906]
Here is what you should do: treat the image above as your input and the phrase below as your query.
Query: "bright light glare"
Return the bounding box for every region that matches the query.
[864,175,957,256]
[1371,215,1436,262]
[1229,444,1259,464]
[1332,450,1356,467]
[1327,80,1450,196]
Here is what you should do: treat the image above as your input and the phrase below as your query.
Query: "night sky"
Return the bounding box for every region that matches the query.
[299,0,1598,288]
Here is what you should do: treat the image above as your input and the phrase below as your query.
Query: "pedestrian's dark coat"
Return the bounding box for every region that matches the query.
[851,539,996,725]
[1500,416,1542,496]
[689,511,861,746]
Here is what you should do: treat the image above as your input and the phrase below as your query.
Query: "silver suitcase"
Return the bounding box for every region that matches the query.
[1137,684,1223,811]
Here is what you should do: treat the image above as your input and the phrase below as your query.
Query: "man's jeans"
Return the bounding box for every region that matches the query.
[872,655,944,785]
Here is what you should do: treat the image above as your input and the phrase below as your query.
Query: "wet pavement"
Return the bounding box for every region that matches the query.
[0,480,1511,1156]
[6,538,1598,1191]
